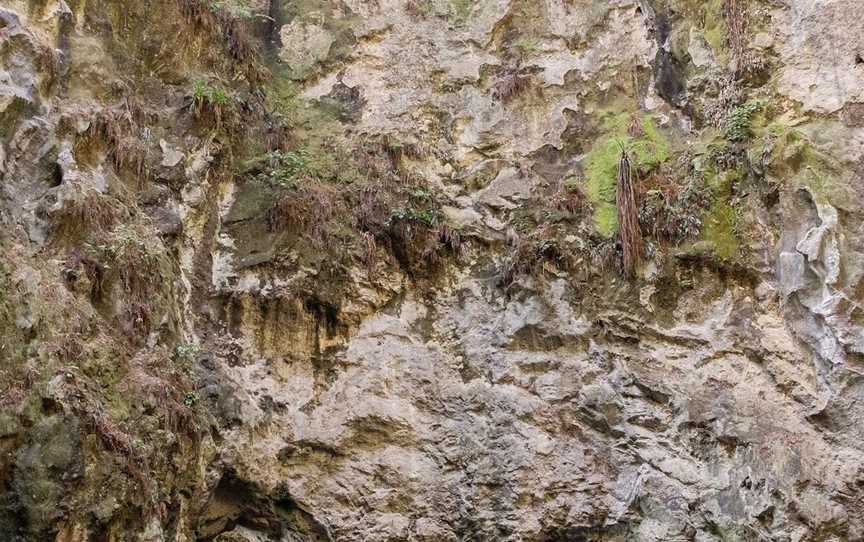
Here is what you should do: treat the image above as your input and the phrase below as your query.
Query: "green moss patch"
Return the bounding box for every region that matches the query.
[583,113,671,236]
[701,200,739,259]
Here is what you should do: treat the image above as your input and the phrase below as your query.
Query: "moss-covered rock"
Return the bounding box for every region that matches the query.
[583,112,671,236]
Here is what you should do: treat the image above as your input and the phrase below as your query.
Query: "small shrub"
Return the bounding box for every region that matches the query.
[639,175,711,242]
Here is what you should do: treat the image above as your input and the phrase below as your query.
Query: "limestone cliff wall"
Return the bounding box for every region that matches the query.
[2,0,864,540]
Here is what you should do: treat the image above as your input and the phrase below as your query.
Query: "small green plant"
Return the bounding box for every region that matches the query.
[252,148,341,188]
[724,101,763,142]
[88,227,149,264]
[174,343,199,362]
[268,150,310,188]
[387,207,438,227]
[207,0,256,19]
[191,80,234,128]
[183,391,200,407]
[193,80,231,107]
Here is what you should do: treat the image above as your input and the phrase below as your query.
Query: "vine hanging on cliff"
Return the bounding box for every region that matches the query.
[616,149,643,276]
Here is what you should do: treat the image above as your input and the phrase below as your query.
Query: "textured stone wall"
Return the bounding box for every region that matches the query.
[2,0,864,540]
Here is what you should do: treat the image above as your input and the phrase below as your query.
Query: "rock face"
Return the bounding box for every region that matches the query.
[2,0,864,541]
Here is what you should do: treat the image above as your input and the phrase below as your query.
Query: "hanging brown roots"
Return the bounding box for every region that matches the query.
[616,150,643,277]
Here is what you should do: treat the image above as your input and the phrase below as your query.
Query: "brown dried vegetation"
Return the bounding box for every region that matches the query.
[492,71,534,103]
[616,151,643,276]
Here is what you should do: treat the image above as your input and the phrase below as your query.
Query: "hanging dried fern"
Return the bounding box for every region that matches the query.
[616,150,643,277]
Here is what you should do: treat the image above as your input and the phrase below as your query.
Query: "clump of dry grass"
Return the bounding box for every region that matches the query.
[637,170,711,243]
[420,223,465,266]
[50,187,129,242]
[71,224,172,336]
[724,0,747,71]
[73,102,154,186]
[360,231,378,273]
[177,0,265,82]
[266,182,342,243]
[352,182,395,234]
[722,0,768,80]
[492,72,533,102]
[552,182,589,216]
[498,226,565,287]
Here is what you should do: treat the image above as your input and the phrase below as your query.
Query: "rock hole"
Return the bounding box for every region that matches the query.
[49,162,63,187]
[856,53,864,66]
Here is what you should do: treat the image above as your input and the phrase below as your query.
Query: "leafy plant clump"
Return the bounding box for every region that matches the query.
[190,80,235,128]
[387,206,438,228]
[183,391,200,407]
[639,174,712,242]
[207,0,257,19]
[193,80,231,106]
[724,101,763,142]
[250,148,346,189]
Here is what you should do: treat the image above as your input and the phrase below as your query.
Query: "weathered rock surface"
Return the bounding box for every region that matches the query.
[2,0,864,541]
